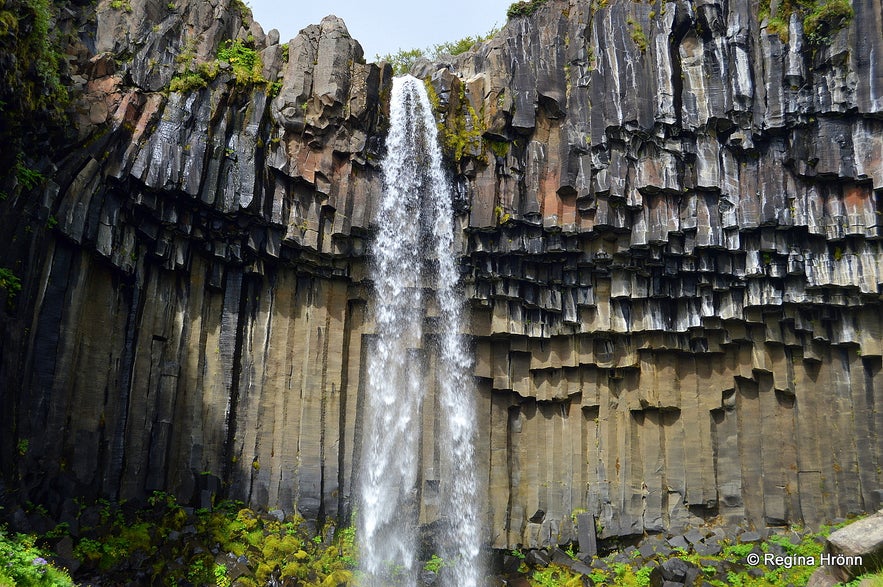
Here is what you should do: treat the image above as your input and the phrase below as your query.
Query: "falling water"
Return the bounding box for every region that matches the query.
[358,75,480,586]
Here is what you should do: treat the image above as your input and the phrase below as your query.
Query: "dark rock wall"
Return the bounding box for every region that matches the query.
[0,0,391,526]
[1,0,882,549]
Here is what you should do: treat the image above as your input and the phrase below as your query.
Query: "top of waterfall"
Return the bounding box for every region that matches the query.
[247,0,511,62]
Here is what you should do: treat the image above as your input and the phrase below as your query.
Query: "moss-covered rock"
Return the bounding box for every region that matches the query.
[0,0,69,178]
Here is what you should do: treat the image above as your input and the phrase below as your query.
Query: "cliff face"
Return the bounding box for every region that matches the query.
[1,0,882,550]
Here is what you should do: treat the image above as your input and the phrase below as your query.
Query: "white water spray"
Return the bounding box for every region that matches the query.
[358,75,480,587]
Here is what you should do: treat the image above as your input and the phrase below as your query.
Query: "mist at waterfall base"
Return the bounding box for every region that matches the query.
[357,76,481,586]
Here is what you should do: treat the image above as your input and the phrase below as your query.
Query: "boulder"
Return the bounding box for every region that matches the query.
[824,510,883,582]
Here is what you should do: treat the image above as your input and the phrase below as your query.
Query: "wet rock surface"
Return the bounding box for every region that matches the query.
[0,0,882,552]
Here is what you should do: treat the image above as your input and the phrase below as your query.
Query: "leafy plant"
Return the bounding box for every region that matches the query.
[214,562,232,587]
[0,526,75,586]
[0,267,22,299]
[722,542,753,558]
[15,158,45,190]
[635,566,652,586]
[217,39,262,85]
[170,38,268,92]
[424,553,445,573]
[844,570,883,587]
[110,0,133,11]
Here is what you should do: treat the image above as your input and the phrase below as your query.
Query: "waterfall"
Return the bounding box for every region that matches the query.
[358,75,480,587]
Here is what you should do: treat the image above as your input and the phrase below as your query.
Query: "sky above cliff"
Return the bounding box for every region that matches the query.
[247,1,512,61]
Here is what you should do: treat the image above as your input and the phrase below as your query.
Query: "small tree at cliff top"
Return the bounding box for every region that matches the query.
[376,26,500,75]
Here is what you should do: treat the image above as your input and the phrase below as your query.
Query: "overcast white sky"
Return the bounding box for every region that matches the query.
[247,1,512,61]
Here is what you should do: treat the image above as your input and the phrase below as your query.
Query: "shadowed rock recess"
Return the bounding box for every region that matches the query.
[1,0,882,550]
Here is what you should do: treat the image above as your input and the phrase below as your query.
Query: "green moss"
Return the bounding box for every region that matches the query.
[486,138,511,159]
[494,205,512,225]
[423,78,485,163]
[626,16,649,53]
[169,63,217,93]
[767,15,790,41]
[0,0,69,176]
[0,267,22,302]
[803,0,853,44]
[758,0,853,44]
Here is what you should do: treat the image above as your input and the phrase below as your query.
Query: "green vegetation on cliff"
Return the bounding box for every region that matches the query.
[0,267,22,303]
[802,0,853,44]
[216,39,264,85]
[169,38,266,93]
[507,0,548,19]
[0,0,68,180]
[423,78,486,163]
[760,0,854,44]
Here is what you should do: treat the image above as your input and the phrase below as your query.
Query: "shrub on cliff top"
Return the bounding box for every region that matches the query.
[507,0,548,19]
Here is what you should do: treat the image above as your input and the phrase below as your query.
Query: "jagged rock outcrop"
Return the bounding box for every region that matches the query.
[1,0,882,552]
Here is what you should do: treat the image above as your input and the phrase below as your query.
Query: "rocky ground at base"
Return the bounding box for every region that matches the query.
[3,495,882,586]
[477,514,883,587]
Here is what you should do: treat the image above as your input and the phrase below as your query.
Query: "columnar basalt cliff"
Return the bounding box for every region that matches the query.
[1,0,882,551]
